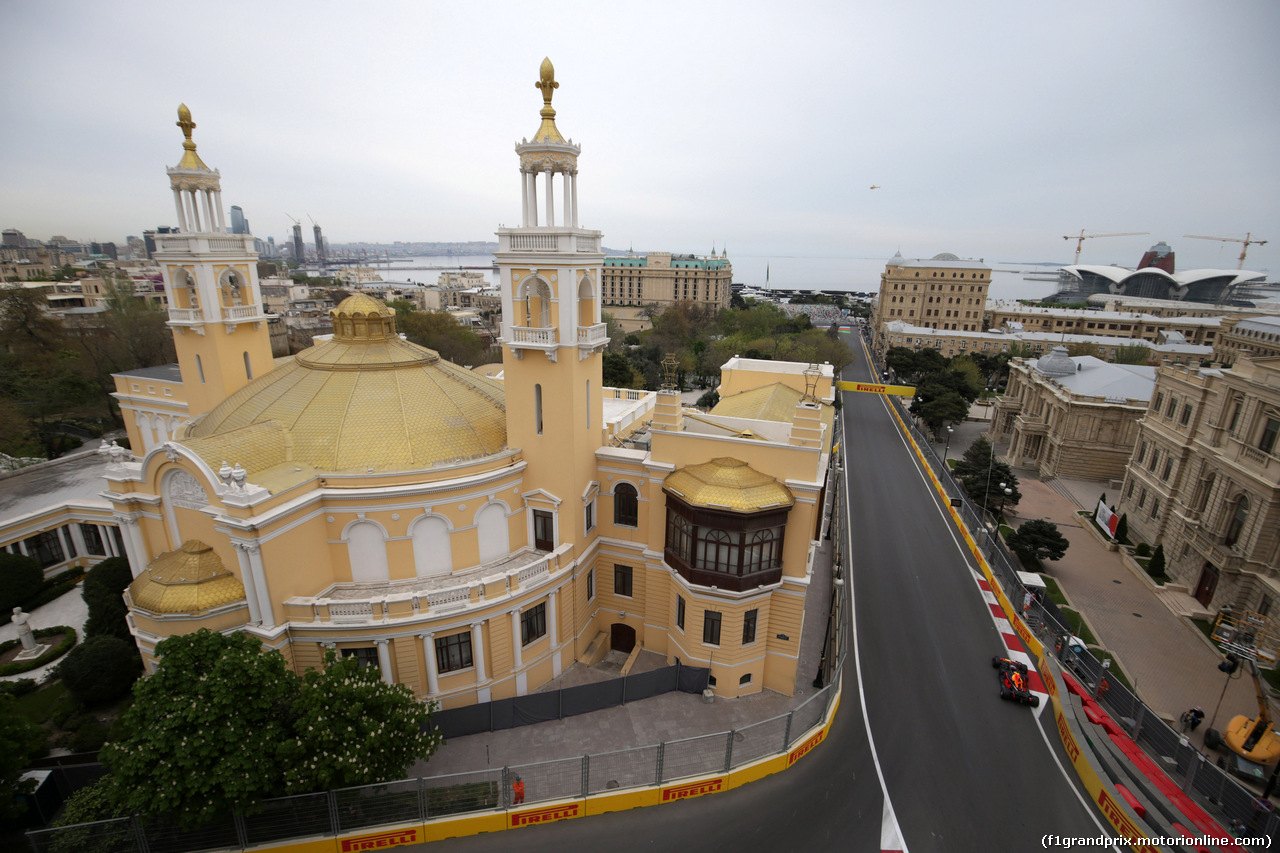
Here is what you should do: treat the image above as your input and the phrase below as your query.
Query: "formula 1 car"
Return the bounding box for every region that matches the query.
[992,656,1040,707]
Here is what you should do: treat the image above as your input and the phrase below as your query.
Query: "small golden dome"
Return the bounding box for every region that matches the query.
[129,540,246,614]
[329,293,398,342]
[664,458,795,512]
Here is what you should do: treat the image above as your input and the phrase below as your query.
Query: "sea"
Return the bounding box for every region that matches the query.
[357,253,1063,303]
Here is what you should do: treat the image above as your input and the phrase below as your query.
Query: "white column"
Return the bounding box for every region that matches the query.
[420,633,439,696]
[510,608,523,669]
[185,192,200,232]
[213,191,226,233]
[544,169,554,227]
[115,515,144,578]
[548,590,559,648]
[233,545,263,624]
[201,191,215,235]
[529,173,538,227]
[562,171,571,230]
[173,189,187,231]
[15,538,29,556]
[69,523,87,559]
[470,621,487,682]
[570,172,579,228]
[375,639,393,684]
[99,525,116,557]
[245,545,274,629]
[521,171,530,227]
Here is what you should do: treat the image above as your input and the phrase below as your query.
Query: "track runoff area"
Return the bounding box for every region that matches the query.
[843,332,1257,852]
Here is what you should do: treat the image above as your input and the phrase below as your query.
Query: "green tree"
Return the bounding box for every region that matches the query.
[1007,519,1070,563]
[602,351,634,388]
[912,390,970,434]
[1114,344,1151,365]
[278,651,441,794]
[952,435,994,481]
[1148,543,1167,576]
[100,630,297,827]
[0,552,44,612]
[83,556,134,640]
[58,635,142,707]
[960,462,1021,515]
[0,693,46,819]
[1114,513,1129,544]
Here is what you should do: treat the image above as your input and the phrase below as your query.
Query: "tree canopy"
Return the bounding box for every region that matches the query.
[1007,519,1070,563]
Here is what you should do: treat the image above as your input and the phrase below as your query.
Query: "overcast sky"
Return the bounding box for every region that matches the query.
[3,0,1278,274]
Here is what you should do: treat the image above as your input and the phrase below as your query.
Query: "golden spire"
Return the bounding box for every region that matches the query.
[175,103,210,171]
[532,57,566,144]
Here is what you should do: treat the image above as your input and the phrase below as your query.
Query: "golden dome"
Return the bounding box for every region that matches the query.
[664,458,795,512]
[129,540,245,614]
[184,324,507,477]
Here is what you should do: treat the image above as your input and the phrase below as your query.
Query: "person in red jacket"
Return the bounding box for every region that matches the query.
[513,776,525,805]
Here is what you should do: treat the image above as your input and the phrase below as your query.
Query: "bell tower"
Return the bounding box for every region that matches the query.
[496,59,607,547]
[157,104,274,417]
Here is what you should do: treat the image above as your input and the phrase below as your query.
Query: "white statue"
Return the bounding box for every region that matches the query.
[12,607,36,652]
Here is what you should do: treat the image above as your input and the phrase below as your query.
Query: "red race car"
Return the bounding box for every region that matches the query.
[992,656,1040,707]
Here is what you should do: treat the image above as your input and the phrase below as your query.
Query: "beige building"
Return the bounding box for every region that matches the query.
[84,65,836,711]
[1213,315,1280,366]
[990,347,1154,480]
[601,251,731,311]
[985,302,1222,348]
[871,252,991,343]
[1117,354,1280,612]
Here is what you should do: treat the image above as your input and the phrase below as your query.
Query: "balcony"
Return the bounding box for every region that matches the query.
[283,543,571,626]
[154,233,256,255]
[1013,412,1048,435]
[577,323,607,354]
[1189,528,1245,572]
[496,228,603,255]
[167,307,203,324]
[507,325,559,360]
[222,304,266,322]
[1228,436,1280,478]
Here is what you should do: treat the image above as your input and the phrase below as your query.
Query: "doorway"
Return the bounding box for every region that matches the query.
[610,622,636,654]
[1194,563,1219,608]
[533,510,554,551]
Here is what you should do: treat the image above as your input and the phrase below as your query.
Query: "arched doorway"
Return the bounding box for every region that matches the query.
[1194,563,1219,608]
[610,622,636,654]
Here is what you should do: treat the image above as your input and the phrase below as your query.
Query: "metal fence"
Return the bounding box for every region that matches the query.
[898,399,1280,840]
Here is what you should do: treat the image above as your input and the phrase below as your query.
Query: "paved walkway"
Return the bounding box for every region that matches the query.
[942,416,1260,753]
[0,584,88,683]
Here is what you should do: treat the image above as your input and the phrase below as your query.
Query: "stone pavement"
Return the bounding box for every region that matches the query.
[943,416,1260,754]
[0,584,88,684]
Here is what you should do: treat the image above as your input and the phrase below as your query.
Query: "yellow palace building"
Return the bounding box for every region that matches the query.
[105,60,837,706]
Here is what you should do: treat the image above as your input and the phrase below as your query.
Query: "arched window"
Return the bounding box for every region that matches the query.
[476,502,510,563]
[518,277,552,328]
[663,496,788,592]
[411,515,452,578]
[1224,496,1250,547]
[534,384,543,435]
[196,354,205,383]
[243,351,252,380]
[614,483,638,527]
[346,521,390,583]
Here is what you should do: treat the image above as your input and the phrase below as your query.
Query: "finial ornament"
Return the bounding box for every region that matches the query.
[536,57,558,107]
[176,103,196,151]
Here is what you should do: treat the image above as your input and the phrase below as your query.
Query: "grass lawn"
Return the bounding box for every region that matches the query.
[1059,606,1099,646]
[1039,575,1067,607]
[13,680,70,725]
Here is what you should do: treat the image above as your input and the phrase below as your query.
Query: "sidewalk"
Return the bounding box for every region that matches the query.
[0,584,88,684]
[410,539,836,778]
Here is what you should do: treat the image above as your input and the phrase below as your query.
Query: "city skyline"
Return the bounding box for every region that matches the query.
[2,0,1278,274]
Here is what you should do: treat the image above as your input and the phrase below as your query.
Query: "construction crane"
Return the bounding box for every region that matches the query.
[1183,232,1269,269]
[1062,230,1150,265]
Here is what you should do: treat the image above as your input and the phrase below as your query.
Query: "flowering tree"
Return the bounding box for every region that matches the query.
[279,651,442,793]
[100,631,442,828]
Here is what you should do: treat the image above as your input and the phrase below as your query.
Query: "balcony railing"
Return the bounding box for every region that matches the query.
[223,304,264,321]
[577,323,607,345]
[511,326,557,346]
[167,307,202,323]
[509,233,558,252]
[498,229,602,255]
[155,234,256,254]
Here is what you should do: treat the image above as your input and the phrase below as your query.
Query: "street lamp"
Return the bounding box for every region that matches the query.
[942,425,954,462]
[997,481,1013,518]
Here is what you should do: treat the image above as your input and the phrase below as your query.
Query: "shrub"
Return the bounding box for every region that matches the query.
[1134,542,1151,558]
[83,557,133,640]
[70,722,110,753]
[58,636,142,707]
[1148,543,1167,577]
[0,626,78,676]
[0,552,44,612]
[1114,513,1129,544]
[0,678,38,699]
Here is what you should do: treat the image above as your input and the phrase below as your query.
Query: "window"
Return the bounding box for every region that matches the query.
[434,632,473,673]
[1162,458,1173,481]
[614,564,633,598]
[534,384,543,435]
[520,602,547,646]
[676,595,685,631]
[1150,498,1160,519]
[24,530,65,568]
[243,351,253,380]
[1137,441,1148,465]
[1228,398,1243,434]
[743,609,758,645]
[614,483,639,527]
[1138,488,1147,509]
[703,610,722,646]
[1166,396,1177,417]
[586,568,595,601]
[196,354,205,383]
[341,647,380,671]
[533,509,554,551]
[1180,404,1192,426]
[79,524,105,557]
[1260,417,1280,455]
[1153,392,1164,413]
[585,499,595,533]
[739,673,752,686]
[1224,497,1249,547]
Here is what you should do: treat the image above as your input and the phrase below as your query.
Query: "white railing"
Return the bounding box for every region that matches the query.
[577,323,607,345]
[509,234,558,252]
[157,237,193,252]
[605,387,651,402]
[208,236,251,251]
[329,602,373,622]
[167,307,202,323]
[428,587,471,610]
[222,304,263,321]
[512,326,557,346]
[517,558,549,586]
[573,234,600,253]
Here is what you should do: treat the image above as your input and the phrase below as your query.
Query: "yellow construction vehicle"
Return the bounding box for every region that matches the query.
[1205,654,1280,781]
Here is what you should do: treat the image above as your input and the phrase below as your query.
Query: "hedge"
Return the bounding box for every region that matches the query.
[0,626,78,675]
